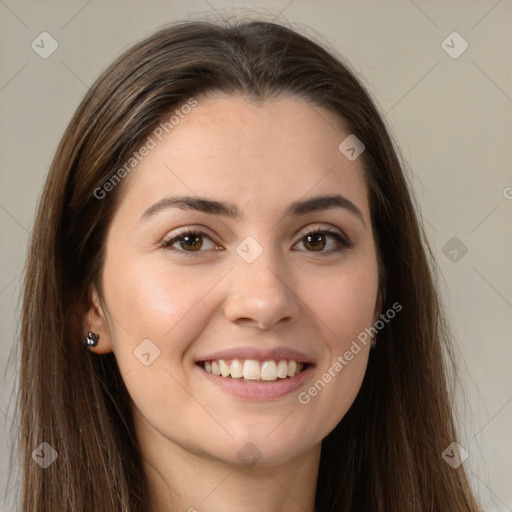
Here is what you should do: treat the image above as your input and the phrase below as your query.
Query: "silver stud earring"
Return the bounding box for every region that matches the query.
[82,332,99,347]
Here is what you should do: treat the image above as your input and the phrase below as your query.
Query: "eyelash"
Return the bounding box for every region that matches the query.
[161,226,352,257]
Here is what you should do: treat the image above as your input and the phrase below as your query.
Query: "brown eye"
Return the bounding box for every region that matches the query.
[303,232,326,251]
[162,230,218,253]
[295,229,351,254]
[179,233,203,251]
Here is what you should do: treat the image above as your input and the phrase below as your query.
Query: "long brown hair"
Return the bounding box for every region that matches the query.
[17,18,481,511]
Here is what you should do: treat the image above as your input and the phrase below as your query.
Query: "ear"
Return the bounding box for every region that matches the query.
[82,286,114,354]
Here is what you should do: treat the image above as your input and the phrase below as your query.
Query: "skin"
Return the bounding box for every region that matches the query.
[84,94,382,512]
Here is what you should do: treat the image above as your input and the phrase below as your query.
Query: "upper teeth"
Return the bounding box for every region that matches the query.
[202,359,304,381]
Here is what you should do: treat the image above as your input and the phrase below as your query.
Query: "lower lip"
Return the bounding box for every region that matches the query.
[197,364,314,400]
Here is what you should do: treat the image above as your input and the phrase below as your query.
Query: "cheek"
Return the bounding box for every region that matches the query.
[101,254,224,359]
[296,252,378,435]
[100,256,226,426]
[314,252,380,350]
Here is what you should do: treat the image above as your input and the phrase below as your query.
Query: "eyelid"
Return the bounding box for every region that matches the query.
[161,223,352,254]
[161,226,219,250]
[296,225,352,250]
[298,224,343,238]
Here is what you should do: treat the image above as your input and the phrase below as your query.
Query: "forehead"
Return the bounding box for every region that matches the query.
[115,94,370,222]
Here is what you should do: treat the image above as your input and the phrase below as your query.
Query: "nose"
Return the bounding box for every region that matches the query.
[223,247,301,330]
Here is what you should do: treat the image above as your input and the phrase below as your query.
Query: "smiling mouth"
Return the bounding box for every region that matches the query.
[197,359,310,382]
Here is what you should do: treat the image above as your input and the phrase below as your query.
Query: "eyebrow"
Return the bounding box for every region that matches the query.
[140,193,366,227]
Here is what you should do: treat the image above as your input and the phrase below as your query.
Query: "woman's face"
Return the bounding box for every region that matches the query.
[88,94,381,468]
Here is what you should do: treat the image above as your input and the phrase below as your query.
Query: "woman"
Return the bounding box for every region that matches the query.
[17,18,482,511]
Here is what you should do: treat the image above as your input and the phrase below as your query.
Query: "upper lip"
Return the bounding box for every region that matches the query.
[196,346,315,364]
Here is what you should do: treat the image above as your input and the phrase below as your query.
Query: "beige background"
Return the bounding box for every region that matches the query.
[1,0,511,510]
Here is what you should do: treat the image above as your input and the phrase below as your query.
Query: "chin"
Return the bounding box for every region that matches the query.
[199,424,318,469]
